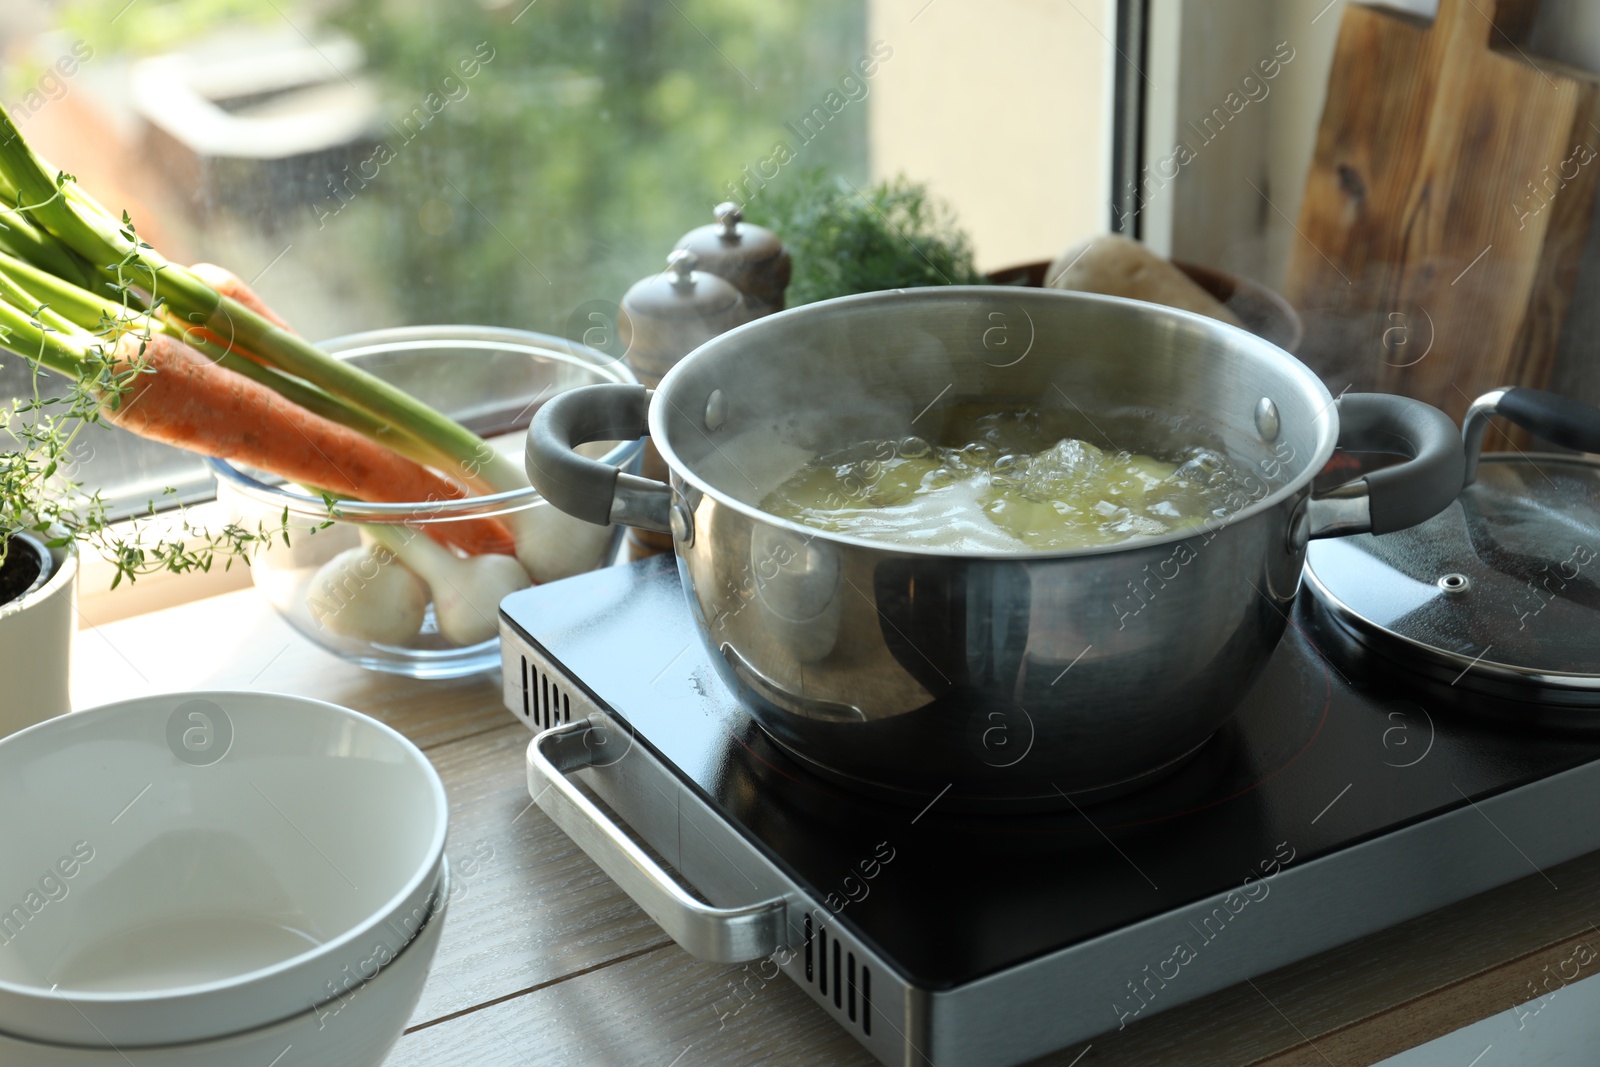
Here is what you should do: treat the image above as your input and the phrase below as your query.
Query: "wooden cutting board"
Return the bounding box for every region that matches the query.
[1285,0,1600,437]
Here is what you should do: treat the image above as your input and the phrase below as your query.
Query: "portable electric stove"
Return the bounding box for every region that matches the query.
[499,554,1600,1066]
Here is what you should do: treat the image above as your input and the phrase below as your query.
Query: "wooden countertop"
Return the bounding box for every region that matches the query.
[72,587,1599,1066]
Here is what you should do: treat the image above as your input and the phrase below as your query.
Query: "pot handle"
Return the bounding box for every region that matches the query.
[1462,387,1600,485]
[526,719,788,963]
[526,383,672,533]
[1306,393,1465,539]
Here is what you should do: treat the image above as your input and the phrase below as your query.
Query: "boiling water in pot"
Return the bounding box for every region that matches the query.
[759,409,1255,552]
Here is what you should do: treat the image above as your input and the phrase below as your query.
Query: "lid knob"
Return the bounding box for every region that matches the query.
[714,201,743,240]
[667,248,698,288]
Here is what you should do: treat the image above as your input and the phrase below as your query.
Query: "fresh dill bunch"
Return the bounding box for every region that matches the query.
[750,170,983,306]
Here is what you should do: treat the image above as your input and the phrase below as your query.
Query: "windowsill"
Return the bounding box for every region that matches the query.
[75,500,254,628]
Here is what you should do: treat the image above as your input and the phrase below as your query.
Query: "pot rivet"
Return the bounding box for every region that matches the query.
[1254,397,1281,442]
[1437,573,1470,596]
[705,389,727,432]
[670,503,696,547]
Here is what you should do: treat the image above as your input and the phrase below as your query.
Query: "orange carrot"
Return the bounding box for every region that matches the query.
[173,263,290,366]
[107,333,516,557]
[188,263,293,331]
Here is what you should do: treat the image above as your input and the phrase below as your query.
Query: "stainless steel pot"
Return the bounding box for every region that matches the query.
[527,287,1464,806]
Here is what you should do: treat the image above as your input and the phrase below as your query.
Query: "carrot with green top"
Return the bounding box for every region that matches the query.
[104,332,517,557]
[0,273,516,558]
[188,263,293,331]
[0,102,566,576]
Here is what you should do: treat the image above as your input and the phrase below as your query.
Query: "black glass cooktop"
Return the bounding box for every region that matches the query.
[501,554,1600,991]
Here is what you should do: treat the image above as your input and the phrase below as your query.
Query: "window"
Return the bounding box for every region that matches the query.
[2,0,1115,520]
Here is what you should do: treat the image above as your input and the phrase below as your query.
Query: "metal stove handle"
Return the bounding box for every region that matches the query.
[526,719,787,963]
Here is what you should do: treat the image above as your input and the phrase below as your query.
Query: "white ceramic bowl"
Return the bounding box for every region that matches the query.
[0,859,449,1067]
[0,691,448,1047]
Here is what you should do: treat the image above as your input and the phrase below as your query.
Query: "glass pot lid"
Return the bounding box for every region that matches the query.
[1305,387,1600,703]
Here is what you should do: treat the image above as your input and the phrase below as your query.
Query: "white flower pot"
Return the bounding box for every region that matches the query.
[0,538,77,736]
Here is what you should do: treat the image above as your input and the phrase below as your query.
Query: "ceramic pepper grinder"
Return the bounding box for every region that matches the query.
[673,202,791,317]
[618,249,753,556]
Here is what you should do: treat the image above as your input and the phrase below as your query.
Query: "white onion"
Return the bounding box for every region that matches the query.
[370,528,531,647]
[305,543,429,645]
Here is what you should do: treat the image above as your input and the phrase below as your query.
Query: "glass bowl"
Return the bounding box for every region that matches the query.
[211,326,641,679]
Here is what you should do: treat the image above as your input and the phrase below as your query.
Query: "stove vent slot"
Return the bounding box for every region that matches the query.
[519,656,531,720]
[818,926,827,996]
[833,940,842,1009]
[847,952,856,1020]
[861,965,871,1035]
[799,916,872,1037]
